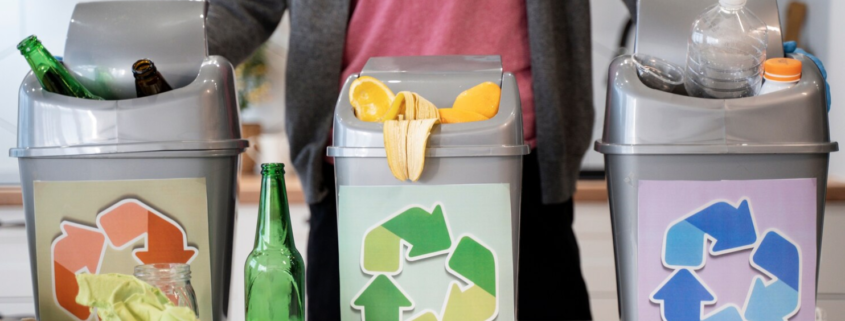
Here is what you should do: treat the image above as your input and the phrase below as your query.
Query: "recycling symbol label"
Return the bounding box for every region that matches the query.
[352,203,499,321]
[651,198,804,321]
[31,178,215,321]
[51,199,199,320]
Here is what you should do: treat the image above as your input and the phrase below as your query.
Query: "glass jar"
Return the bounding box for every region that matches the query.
[134,263,198,316]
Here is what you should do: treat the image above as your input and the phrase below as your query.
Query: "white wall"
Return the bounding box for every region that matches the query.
[776,0,830,61]
[822,0,845,179]
[0,0,141,184]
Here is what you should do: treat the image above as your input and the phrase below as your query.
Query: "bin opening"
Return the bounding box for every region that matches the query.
[631,52,819,101]
[625,53,826,104]
[348,75,502,124]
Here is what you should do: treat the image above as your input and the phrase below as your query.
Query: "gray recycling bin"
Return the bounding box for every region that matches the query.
[596,0,837,320]
[328,56,529,321]
[10,2,246,321]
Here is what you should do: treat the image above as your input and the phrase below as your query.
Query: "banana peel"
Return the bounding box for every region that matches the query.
[383,117,409,181]
[393,91,439,121]
[383,92,440,182]
[406,118,438,181]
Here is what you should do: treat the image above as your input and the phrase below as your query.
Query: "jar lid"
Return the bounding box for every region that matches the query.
[764,58,802,82]
[135,263,192,282]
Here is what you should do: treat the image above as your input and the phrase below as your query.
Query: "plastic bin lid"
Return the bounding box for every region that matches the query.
[595,54,838,155]
[328,55,530,158]
[10,2,245,158]
[11,56,246,158]
[597,0,837,155]
[64,1,208,100]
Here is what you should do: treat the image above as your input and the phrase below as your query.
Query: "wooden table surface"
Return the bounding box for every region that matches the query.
[3,175,845,205]
[572,178,845,202]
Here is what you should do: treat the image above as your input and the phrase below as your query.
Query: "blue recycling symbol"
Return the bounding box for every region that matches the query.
[651,198,803,321]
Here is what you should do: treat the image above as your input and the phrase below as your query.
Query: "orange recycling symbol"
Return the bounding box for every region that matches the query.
[50,199,198,320]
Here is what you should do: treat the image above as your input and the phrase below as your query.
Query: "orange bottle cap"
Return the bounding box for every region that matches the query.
[764,58,802,82]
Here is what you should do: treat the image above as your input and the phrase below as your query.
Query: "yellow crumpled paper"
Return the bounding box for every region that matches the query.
[76,273,198,321]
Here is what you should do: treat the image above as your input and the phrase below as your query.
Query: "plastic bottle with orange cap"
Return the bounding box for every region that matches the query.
[759,57,802,95]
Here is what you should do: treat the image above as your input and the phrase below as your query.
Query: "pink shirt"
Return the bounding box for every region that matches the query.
[341,0,536,147]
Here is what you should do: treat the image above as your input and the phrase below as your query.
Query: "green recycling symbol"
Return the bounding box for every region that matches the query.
[352,203,499,321]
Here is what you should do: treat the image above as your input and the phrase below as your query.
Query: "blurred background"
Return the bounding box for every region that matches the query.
[0,0,843,320]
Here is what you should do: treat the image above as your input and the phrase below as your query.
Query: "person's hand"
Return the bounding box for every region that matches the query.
[784,41,830,111]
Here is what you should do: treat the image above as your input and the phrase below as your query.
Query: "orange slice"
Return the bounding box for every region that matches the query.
[452,82,501,119]
[439,108,488,124]
[349,76,396,122]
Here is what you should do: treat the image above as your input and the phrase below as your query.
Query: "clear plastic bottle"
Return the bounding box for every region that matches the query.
[684,0,768,99]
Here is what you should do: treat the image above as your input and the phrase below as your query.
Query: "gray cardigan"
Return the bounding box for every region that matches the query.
[207,0,594,205]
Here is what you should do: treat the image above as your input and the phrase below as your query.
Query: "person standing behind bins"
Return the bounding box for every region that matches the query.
[206,0,595,320]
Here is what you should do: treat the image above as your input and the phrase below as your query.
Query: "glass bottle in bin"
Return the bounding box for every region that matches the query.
[134,263,199,317]
[17,35,103,100]
[245,163,305,321]
[133,58,173,97]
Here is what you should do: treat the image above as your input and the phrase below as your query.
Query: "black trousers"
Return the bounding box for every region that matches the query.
[306,163,341,321]
[516,151,592,320]
[306,151,592,320]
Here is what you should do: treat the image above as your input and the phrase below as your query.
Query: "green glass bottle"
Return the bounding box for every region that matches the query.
[17,35,102,100]
[245,163,305,321]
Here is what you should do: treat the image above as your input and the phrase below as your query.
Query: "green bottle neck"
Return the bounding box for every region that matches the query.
[254,170,296,251]
[17,35,102,100]
[19,38,56,81]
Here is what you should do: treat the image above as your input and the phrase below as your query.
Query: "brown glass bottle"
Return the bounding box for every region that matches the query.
[133,59,173,97]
